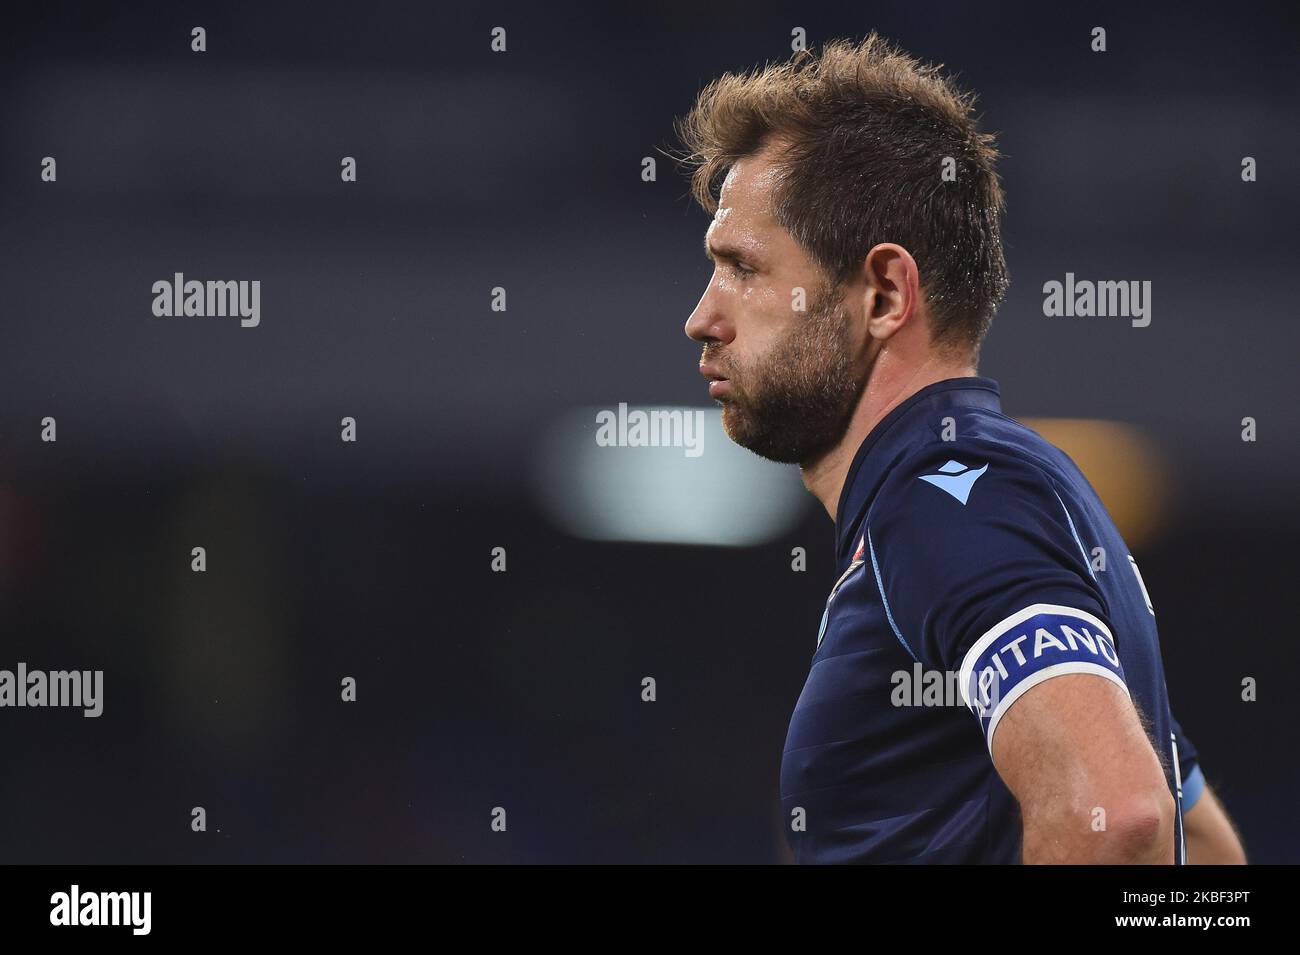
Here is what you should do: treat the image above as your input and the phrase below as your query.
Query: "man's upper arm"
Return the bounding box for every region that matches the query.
[870,443,1175,856]
[991,671,1174,861]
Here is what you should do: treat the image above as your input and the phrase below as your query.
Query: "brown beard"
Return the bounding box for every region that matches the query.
[703,284,866,465]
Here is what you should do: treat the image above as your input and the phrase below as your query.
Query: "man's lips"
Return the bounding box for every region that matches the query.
[699,363,732,398]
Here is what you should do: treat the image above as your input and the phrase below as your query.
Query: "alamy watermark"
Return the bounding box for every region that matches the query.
[595,403,704,458]
[50,885,150,935]
[0,663,102,717]
[891,662,990,710]
[152,273,260,327]
[1042,272,1151,327]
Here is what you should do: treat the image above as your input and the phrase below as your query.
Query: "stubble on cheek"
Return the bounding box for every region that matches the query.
[726,288,864,463]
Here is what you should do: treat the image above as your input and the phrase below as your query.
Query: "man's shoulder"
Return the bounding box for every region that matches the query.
[874,409,1075,513]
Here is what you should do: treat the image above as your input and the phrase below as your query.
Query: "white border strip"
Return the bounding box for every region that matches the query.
[984,661,1130,754]
[958,602,1114,708]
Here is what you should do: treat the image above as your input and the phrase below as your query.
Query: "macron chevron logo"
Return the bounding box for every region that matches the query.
[918,460,989,505]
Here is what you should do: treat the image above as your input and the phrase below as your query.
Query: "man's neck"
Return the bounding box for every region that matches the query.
[800,358,978,522]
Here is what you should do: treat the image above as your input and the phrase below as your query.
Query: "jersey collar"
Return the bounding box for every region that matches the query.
[833,376,1003,564]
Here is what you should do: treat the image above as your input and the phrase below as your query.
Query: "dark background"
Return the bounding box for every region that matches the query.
[0,0,1296,862]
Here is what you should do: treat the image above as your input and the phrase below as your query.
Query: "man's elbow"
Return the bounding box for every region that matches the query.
[1022,786,1177,863]
[1103,788,1177,863]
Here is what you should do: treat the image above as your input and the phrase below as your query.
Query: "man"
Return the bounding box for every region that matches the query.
[677,34,1244,863]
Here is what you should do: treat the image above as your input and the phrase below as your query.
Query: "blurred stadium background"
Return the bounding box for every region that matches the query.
[0,0,1296,862]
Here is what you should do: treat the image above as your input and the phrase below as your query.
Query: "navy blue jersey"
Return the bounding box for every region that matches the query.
[780,377,1198,863]
[1171,713,1206,817]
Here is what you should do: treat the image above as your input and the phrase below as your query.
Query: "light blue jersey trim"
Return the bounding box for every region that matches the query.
[867,527,917,661]
[1182,764,1206,812]
[1054,489,1096,580]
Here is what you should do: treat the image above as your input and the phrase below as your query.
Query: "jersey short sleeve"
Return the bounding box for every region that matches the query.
[866,441,1128,751]
[1171,714,1205,811]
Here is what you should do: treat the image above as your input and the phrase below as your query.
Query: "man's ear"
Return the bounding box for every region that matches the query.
[862,243,920,340]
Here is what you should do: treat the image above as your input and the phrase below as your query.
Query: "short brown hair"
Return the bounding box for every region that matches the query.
[675,33,1009,357]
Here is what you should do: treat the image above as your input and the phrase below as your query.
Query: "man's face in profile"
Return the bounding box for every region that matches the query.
[685,146,868,466]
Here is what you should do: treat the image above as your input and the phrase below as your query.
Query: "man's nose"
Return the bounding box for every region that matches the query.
[684,282,733,344]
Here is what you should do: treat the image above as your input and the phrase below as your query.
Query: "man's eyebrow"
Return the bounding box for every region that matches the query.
[703,235,757,262]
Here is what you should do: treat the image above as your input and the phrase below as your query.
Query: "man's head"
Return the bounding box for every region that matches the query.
[678,34,1008,465]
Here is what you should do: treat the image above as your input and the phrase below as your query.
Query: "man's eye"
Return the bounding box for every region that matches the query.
[730,262,755,279]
